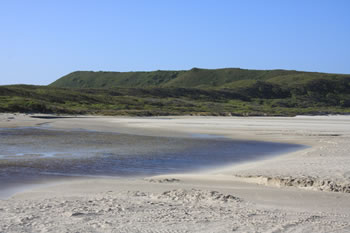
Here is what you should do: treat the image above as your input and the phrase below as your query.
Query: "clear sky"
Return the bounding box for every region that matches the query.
[1,0,349,85]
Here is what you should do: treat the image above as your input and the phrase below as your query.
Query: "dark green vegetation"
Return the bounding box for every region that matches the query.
[2,68,350,116]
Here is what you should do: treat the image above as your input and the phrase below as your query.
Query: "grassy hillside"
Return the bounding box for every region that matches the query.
[50,70,185,88]
[1,68,349,116]
[1,78,350,116]
[50,68,350,89]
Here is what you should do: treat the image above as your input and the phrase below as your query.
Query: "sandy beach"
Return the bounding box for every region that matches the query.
[0,114,349,232]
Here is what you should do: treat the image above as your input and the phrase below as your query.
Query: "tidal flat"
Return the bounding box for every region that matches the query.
[0,127,302,198]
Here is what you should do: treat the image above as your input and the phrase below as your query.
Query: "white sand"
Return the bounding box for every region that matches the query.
[0,114,349,232]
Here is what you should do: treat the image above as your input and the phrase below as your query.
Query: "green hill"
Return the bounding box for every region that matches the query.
[50,68,350,89]
[1,68,350,116]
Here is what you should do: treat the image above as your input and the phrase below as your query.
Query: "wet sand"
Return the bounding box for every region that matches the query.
[0,114,349,232]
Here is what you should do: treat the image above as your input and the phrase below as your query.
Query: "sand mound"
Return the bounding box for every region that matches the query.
[153,189,242,203]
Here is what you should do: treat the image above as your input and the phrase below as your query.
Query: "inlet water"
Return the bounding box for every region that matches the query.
[0,127,304,196]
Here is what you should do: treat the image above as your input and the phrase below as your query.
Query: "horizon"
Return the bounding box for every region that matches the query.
[1,0,350,85]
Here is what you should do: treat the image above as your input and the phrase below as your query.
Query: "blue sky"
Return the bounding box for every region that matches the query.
[1,0,349,85]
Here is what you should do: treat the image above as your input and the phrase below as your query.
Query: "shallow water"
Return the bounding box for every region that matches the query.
[0,127,304,197]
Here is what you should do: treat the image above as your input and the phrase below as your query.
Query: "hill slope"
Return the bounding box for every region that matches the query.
[50,68,350,89]
[1,84,350,116]
[1,68,350,116]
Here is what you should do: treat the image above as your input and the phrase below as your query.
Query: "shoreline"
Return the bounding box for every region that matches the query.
[0,114,349,232]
